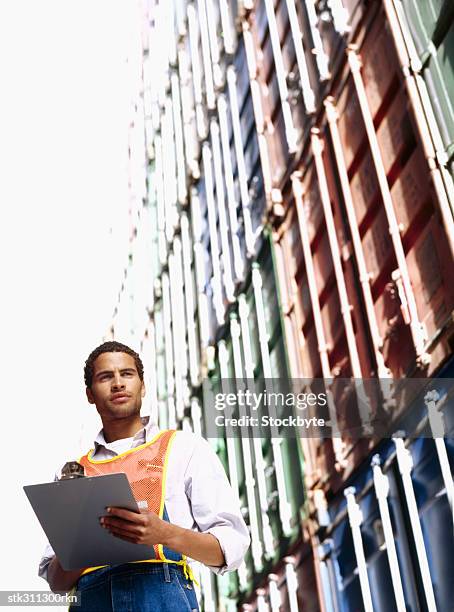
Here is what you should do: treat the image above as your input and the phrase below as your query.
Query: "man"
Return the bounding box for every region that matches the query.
[39,341,250,611]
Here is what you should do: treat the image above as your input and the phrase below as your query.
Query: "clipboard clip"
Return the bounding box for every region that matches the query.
[60,461,86,480]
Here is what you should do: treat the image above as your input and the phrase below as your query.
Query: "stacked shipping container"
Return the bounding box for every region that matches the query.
[110,0,454,610]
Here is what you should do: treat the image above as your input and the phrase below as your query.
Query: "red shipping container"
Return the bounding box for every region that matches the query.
[321,132,355,258]
[302,165,324,242]
[285,211,304,266]
[406,213,454,344]
[376,87,415,175]
[259,85,286,186]
[270,107,290,185]
[274,0,289,43]
[300,324,321,379]
[279,244,296,311]
[320,286,343,353]
[373,287,415,377]
[360,12,399,118]
[281,37,307,140]
[361,206,394,285]
[342,0,366,29]
[390,147,432,234]
[253,0,269,47]
[349,149,380,226]
[295,273,311,329]
[343,253,376,377]
[266,66,282,120]
[322,129,376,378]
[312,231,334,295]
[281,25,296,73]
[285,309,305,378]
[260,32,275,81]
[336,77,365,169]
[291,98,308,142]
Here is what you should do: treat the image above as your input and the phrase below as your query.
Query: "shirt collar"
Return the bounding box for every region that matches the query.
[93,416,160,451]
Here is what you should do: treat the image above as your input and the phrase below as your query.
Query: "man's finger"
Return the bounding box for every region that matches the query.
[105,507,144,523]
[101,516,143,534]
[107,527,139,544]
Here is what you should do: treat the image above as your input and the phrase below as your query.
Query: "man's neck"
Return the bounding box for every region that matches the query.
[101,416,144,443]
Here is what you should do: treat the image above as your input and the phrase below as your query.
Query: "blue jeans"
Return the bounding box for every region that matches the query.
[70,563,199,612]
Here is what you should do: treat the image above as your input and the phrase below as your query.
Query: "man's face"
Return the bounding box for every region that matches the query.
[86,352,145,421]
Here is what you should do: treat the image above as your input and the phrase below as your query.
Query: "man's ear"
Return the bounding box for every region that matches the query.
[141,382,146,398]
[86,387,95,404]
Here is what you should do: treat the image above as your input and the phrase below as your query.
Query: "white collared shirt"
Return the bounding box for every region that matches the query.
[38,417,250,582]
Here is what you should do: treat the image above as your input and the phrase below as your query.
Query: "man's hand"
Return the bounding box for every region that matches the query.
[101,507,225,568]
[100,507,172,546]
[47,557,85,594]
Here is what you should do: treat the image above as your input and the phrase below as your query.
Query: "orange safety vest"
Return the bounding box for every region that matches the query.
[78,429,196,582]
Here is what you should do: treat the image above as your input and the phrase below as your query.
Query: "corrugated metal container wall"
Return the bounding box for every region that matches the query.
[400,0,454,160]
[202,238,309,603]
[142,1,311,608]
[120,0,454,610]
[317,410,454,612]
[273,3,454,494]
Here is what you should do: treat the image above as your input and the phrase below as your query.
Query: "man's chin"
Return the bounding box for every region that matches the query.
[104,406,141,419]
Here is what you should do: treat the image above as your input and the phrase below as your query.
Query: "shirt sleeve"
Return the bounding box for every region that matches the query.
[37,468,62,584]
[38,542,55,584]
[184,436,250,575]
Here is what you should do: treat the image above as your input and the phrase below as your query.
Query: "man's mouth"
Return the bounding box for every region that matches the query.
[110,393,131,403]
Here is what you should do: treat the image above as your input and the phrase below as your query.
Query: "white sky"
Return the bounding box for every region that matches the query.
[0,1,142,607]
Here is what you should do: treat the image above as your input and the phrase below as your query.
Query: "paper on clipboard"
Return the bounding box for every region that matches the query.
[24,473,156,570]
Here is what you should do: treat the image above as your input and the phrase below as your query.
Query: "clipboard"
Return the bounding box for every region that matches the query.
[24,473,157,570]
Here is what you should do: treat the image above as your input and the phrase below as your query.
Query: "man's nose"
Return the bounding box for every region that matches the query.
[111,373,125,389]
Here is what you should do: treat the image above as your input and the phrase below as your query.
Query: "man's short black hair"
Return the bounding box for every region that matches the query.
[84,341,144,388]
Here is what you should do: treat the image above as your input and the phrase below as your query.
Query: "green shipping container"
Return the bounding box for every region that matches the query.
[402,0,454,62]
[422,20,454,160]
